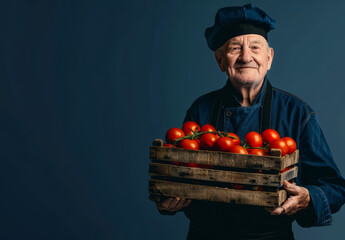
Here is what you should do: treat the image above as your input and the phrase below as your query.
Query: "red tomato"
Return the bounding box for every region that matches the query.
[163,143,173,148]
[282,137,297,154]
[179,139,200,150]
[230,145,248,154]
[197,164,214,169]
[200,133,220,150]
[269,139,289,156]
[200,124,216,133]
[165,128,185,144]
[251,149,270,156]
[280,167,291,173]
[182,121,200,136]
[263,150,270,156]
[245,131,263,147]
[248,149,265,156]
[228,133,241,145]
[213,137,235,152]
[187,163,198,168]
[261,129,280,143]
[231,184,244,190]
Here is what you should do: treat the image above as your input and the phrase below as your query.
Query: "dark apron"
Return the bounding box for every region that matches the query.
[186,79,295,240]
[209,78,272,133]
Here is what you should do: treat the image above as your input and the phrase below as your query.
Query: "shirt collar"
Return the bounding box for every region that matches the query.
[224,77,268,106]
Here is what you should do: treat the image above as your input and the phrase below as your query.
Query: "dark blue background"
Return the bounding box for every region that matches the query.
[1,1,345,239]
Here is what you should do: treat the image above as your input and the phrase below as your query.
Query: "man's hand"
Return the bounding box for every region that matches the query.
[271,180,310,215]
[156,198,192,212]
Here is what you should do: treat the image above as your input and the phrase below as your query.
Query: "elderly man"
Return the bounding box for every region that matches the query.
[156,4,345,240]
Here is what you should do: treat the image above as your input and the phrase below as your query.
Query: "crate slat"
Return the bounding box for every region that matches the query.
[149,179,287,207]
[149,162,298,187]
[150,146,299,171]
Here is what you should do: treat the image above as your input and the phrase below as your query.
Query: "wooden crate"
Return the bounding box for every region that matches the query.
[149,139,299,208]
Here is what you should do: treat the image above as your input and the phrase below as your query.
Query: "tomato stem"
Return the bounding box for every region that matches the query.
[173,130,239,146]
[242,140,269,150]
[245,146,268,150]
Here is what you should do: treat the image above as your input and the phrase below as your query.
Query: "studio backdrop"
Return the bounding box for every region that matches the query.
[0,1,345,239]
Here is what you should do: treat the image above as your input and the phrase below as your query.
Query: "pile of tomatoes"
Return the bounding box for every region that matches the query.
[164,121,296,157]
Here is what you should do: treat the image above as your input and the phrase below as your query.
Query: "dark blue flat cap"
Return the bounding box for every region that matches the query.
[205,4,276,51]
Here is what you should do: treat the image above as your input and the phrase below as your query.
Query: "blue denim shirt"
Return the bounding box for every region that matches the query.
[183,79,345,228]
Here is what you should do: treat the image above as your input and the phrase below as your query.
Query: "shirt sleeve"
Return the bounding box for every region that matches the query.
[295,113,345,227]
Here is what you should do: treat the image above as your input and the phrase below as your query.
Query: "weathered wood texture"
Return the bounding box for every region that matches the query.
[150,146,299,171]
[149,163,298,187]
[149,179,287,207]
[148,139,299,207]
[152,139,163,147]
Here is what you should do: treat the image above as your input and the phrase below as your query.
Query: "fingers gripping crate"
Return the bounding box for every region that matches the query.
[148,139,299,208]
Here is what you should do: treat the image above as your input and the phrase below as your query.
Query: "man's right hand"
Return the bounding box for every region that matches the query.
[156,198,192,212]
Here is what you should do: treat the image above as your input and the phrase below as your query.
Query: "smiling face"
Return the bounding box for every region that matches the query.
[215,34,274,88]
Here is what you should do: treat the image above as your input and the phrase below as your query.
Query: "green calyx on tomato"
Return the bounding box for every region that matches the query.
[182,121,200,136]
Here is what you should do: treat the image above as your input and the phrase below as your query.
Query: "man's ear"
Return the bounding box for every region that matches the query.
[215,50,225,72]
[267,47,274,71]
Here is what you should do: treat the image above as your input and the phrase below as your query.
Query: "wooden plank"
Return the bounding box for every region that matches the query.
[281,150,299,170]
[150,146,299,171]
[270,148,282,157]
[149,163,298,187]
[152,139,163,147]
[280,166,298,185]
[149,179,287,207]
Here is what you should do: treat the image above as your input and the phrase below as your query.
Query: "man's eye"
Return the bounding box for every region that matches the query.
[230,47,241,52]
[251,46,259,50]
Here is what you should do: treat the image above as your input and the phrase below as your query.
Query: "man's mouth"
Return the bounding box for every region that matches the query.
[236,66,258,69]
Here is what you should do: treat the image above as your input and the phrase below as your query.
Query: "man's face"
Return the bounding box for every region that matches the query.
[215,34,274,87]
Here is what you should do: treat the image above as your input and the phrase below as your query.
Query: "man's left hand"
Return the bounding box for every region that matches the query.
[271,180,310,215]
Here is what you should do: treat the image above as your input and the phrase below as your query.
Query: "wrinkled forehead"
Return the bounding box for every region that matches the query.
[225,34,268,46]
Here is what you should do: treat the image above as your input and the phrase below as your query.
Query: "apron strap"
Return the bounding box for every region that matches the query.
[260,80,273,133]
[209,89,223,130]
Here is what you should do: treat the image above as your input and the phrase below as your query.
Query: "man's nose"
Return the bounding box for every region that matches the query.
[238,46,252,63]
